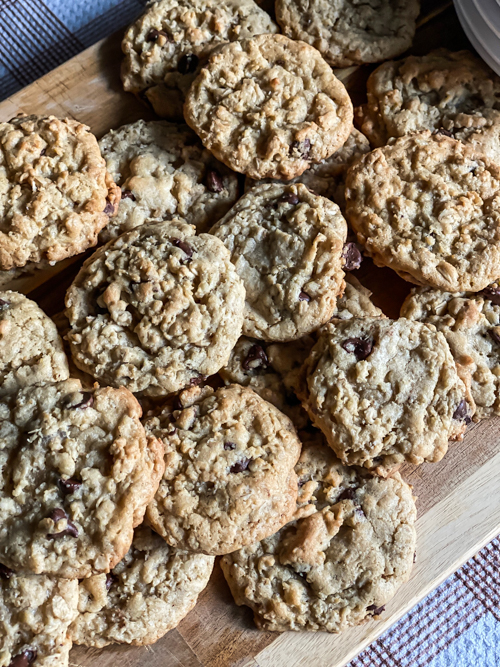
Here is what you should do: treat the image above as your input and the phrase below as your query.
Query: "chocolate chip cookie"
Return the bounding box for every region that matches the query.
[300,318,471,474]
[0,115,120,271]
[275,0,419,68]
[346,132,500,292]
[70,525,214,647]
[184,34,353,180]
[0,379,164,578]
[210,183,347,341]
[221,439,417,631]
[98,120,239,240]
[65,220,245,396]
[121,0,277,120]
[145,384,301,555]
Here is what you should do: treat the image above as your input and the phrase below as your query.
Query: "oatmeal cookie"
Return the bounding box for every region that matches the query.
[345,132,500,292]
[210,183,347,341]
[0,115,120,271]
[121,0,277,120]
[65,220,245,396]
[184,34,353,180]
[145,384,301,555]
[0,379,164,578]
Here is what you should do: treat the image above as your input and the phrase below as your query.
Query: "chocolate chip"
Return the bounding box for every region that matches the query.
[413,551,417,563]
[146,28,169,42]
[480,286,500,305]
[71,393,94,410]
[9,649,37,667]
[242,344,268,371]
[436,127,453,137]
[0,299,10,310]
[121,189,136,201]
[58,477,82,496]
[104,200,115,216]
[337,487,356,502]
[341,337,374,361]
[290,138,311,160]
[299,291,310,302]
[177,54,199,74]
[342,242,363,271]
[367,604,385,616]
[47,508,79,539]
[0,563,14,579]
[275,59,286,67]
[105,573,116,590]
[189,374,207,386]
[224,441,236,450]
[172,239,193,259]
[452,399,471,423]
[280,192,300,205]
[230,458,251,473]
[40,148,46,156]
[206,169,224,193]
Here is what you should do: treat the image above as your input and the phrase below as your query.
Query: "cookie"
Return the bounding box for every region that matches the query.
[300,317,471,474]
[356,50,500,160]
[0,572,78,667]
[345,132,500,292]
[221,439,417,632]
[65,219,245,396]
[275,0,419,68]
[0,379,164,578]
[121,0,277,120]
[245,129,370,211]
[401,285,500,421]
[330,274,384,321]
[210,183,348,341]
[0,291,69,397]
[145,384,302,555]
[0,115,120,271]
[70,525,214,647]
[98,120,240,240]
[184,34,353,180]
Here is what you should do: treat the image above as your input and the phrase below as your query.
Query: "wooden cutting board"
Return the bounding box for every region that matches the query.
[1,2,500,666]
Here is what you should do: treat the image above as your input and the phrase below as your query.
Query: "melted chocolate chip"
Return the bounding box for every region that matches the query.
[341,337,374,361]
[177,54,199,74]
[480,286,500,305]
[242,344,269,371]
[104,200,115,216]
[0,299,9,311]
[206,169,224,193]
[452,399,471,423]
[413,551,417,563]
[280,192,300,205]
[146,28,169,42]
[299,291,311,302]
[9,649,37,667]
[224,441,236,450]
[72,393,94,410]
[58,477,82,496]
[230,458,251,473]
[121,189,136,201]
[337,487,356,502]
[342,242,363,271]
[436,127,454,137]
[47,508,79,539]
[105,573,116,590]
[290,138,311,160]
[275,59,286,67]
[0,563,14,579]
[189,374,207,386]
[488,329,500,345]
[367,604,385,616]
[40,148,46,156]
[173,238,193,259]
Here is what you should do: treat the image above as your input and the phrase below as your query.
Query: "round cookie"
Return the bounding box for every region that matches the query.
[0,291,69,397]
[221,440,417,632]
[121,0,277,120]
[184,34,353,180]
[275,0,419,68]
[65,219,245,396]
[70,525,214,647]
[401,285,500,421]
[300,318,471,474]
[0,571,78,667]
[0,115,120,271]
[345,132,500,292]
[210,183,348,341]
[99,120,240,240]
[356,50,500,158]
[145,384,302,555]
[0,379,164,578]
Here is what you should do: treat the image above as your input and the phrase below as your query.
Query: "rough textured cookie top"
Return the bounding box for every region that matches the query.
[70,525,214,647]
[221,441,417,632]
[0,115,120,271]
[121,0,277,119]
[300,318,470,473]
[99,120,239,240]
[275,0,419,68]
[401,285,500,421]
[0,290,69,397]
[210,183,347,341]
[0,379,164,578]
[346,132,500,292]
[184,34,353,180]
[65,220,245,396]
[356,49,500,158]
[145,384,302,555]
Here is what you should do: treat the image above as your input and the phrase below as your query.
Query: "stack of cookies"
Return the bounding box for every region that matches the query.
[3,0,500,662]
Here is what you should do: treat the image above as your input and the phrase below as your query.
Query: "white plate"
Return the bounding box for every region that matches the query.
[455,0,500,73]
[473,0,500,38]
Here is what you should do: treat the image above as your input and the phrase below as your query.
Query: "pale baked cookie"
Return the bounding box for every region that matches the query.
[401,285,500,421]
[184,34,353,180]
[210,183,347,341]
[70,525,214,647]
[65,219,245,396]
[0,291,69,397]
[145,384,301,555]
[0,379,164,578]
[221,440,417,632]
[300,318,471,474]
[345,132,500,292]
[0,571,78,667]
[275,0,419,68]
[0,115,120,271]
[356,50,500,160]
[98,120,240,240]
[121,0,277,120]
[245,129,370,211]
